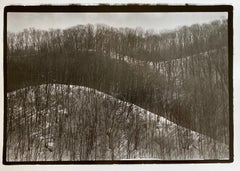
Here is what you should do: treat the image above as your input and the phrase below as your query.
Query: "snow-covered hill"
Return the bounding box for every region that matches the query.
[6,84,229,161]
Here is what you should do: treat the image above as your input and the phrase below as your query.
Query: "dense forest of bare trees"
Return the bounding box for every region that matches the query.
[6,19,229,161]
[6,84,228,161]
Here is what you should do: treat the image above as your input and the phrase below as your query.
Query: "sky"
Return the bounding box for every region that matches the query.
[7,12,227,33]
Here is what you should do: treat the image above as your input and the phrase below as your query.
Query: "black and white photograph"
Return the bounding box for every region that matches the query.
[3,5,233,163]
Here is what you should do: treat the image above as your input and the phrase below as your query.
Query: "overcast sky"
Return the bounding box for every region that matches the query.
[7,12,227,33]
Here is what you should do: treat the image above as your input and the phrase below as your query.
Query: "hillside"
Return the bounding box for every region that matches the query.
[6,84,228,161]
[6,19,230,161]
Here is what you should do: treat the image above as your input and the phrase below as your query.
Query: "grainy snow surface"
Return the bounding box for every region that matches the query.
[6,84,229,161]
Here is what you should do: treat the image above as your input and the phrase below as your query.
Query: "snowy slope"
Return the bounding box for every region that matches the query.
[6,84,229,161]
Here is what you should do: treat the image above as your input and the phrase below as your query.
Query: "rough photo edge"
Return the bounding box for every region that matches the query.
[2,4,234,165]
